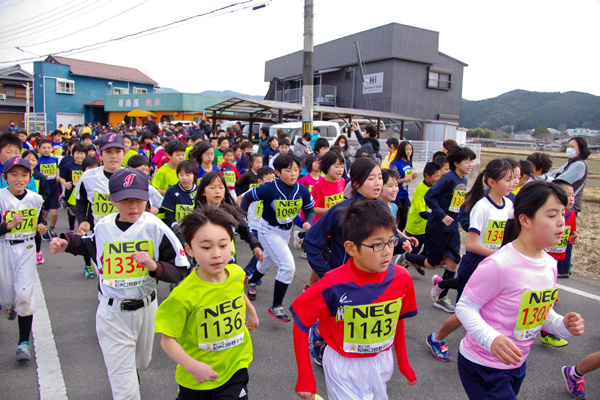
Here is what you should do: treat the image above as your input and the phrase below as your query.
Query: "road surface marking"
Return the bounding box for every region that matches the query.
[557,283,600,302]
[33,269,68,400]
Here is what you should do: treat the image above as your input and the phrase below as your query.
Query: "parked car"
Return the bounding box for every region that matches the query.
[268,121,341,146]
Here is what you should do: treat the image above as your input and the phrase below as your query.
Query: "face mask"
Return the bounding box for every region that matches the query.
[566,148,577,159]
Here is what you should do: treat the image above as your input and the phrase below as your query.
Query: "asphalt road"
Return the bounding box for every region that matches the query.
[1,210,599,400]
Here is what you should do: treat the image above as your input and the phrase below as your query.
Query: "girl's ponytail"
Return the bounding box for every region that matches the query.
[465,158,513,212]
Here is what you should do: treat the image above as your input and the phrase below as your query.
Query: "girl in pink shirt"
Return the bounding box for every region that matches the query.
[455,181,585,399]
[297,155,323,194]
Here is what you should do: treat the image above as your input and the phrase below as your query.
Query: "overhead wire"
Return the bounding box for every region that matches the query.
[0,0,82,34]
[0,0,25,11]
[0,0,269,65]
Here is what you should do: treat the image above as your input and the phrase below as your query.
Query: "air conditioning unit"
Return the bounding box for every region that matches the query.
[0,94,6,101]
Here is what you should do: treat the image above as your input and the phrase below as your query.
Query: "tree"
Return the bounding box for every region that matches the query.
[533,125,550,138]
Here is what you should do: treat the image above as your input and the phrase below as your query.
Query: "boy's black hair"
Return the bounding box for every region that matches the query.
[552,179,572,188]
[222,148,234,156]
[82,156,101,171]
[72,144,88,155]
[81,133,92,141]
[160,136,172,145]
[519,159,534,177]
[68,137,81,147]
[241,141,253,150]
[433,154,448,168]
[21,150,38,159]
[232,144,241,152]
[423,161,442,177]
[122,134,131,142]
[313,138,330,154]
[36,137,52,147]
[51,130,62,137]
[180,206,239,246]
[127,154,150,168]
[278,138,290,147]
[249,153,262,165]
[526,152,553,174]
[273,153,300,172]
[432,151,446,162]
[0,132,22,151]
[319,150,345,174]
[267,136,278,145]
[257,166,275,180]
[189,134,202,142]
[176,160,199,182]
[87,144,97,152]
[209,136,218,143]
[381,168,400,183]
[131,137,140,144]
[165,140,187,155]
[217,137,229,146]
[447,145,476,171]
[342,200,396,246]
[365,125,377,137]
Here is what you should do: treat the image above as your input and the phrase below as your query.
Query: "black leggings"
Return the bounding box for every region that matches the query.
[394,198,411,233]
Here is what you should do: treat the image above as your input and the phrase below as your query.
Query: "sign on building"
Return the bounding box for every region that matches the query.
[363,72,384,94]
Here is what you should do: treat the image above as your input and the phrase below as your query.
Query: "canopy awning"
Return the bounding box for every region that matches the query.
[126,109,156,117]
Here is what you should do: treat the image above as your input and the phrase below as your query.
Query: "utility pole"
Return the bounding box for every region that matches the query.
[302,0,313,139]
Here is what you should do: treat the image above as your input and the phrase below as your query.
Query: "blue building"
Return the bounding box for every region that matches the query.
[33,56,158,132]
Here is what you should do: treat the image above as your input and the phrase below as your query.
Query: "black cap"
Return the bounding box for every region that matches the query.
[98,133,125,151]
[109,168,149,203]
[4,156,31,174]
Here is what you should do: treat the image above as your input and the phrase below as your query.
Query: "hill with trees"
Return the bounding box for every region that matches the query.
[461,90,600,131]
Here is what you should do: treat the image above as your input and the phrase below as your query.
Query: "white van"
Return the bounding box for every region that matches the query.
[334,119,386,135]
[268,121,341,146]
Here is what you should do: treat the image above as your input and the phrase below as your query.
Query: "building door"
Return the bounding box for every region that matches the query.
[56,113,84,128]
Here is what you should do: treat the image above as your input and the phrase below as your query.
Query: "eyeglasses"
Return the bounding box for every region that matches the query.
[360,238,399,252]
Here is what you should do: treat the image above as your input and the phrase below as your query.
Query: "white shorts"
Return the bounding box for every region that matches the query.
[96,291,157,400]
[323,346,394,400]
[256,219,295,284]
[0,239,36,316]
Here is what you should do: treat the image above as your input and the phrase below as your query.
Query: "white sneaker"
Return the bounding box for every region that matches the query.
[430,275,444,302]
[293,231,303,250]
[434,297,455,313]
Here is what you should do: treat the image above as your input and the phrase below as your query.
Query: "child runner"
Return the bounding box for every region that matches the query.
[152,140,187,196]
[406,146,476,312]
[22,150,50,265]
[235,141,254,174]
[269,138,291,168]
[455,181,585,400]
[540,179,579,348]
[194,172,263,266]
[390,140,417,232]
[50,168,190,399]
[74,134,125,278]
[235,154,263,196]
[0,156,47,361]
[562,351,599,400]
[36,138,61,240]
[291,201,417,399]
[59,144,87,234]
[297,155,324,193]
[426,158,514,362]
[311,150,346,224]
[262,136,279,167]
[155,207,259,400]
[127,155,164,215]
[240,154,315,322]
[219,148,241,200]
[190,141,220,184]
[214,137,230,166]
[162,160,198,233]
[404,162,442,275]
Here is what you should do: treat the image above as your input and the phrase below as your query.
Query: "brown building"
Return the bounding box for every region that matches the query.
[0,65,33,132]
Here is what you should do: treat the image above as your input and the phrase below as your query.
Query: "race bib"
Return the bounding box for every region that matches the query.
[547,226,571,254]
[483,220,506,250]
[40,163,57,179]
[102,240,154,288]
[448,189,466,212]
[72,170,83,184]
[217,156,224,166]
[324,192,344,208]
[5,208,37,239]
[274,199,302,224]
[513,288,558,341]
[175,204,194,222]
[223,171,236,185]
[342,298,402,354]
[93,193,117,217]
[255,200,264,217]
[52,147,63,156]
[249,183,259,189]
[197,294,246,351]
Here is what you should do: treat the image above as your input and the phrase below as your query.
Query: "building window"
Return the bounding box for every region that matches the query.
[133,87,147,94]
[428,67,452,90]
[113,87,129,95]
[346,70,353,80]
[4,87,16,97]
[56,79,75,94]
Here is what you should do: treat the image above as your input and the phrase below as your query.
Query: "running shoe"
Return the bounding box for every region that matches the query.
[309,322,326,367]
[1,304,17,321]
[430,275,444,302]
[562,366,587,399]
[36,250,44,265]
[293,231,303,250]
[245,277,257,301]
[301,251,307,259]
[541,333,568,347]
[411,263,425,276]
[49,230,58,239]
[267,305,291,322]
[426,333,452,362]
[84,265,96,279]
[16,341,31,362]
[41,232,52,241]
[433,297,455,313]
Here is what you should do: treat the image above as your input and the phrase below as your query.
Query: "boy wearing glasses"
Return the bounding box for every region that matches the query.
[290,201,418,400]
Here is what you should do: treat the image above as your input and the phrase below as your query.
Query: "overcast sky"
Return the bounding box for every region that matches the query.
[1,0,599,101]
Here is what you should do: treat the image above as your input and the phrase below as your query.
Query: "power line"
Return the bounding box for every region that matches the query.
[15,0,149,49]
[0,0,269,65]
[0,0,82,34]
[0,0,25,12]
